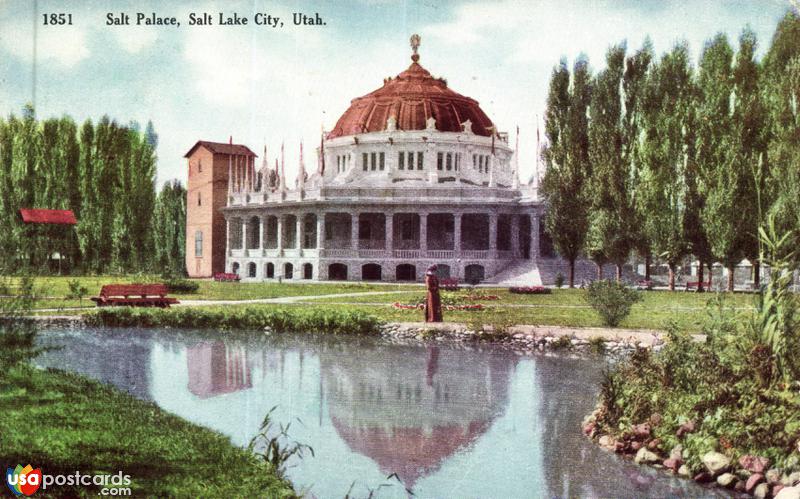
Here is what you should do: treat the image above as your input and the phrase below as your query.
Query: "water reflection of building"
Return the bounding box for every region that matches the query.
[321,344,516,489]
[187,341,252,399]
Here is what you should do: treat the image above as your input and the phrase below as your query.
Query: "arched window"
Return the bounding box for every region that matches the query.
[465,264,485,285]
[303,263,313,279]
[328,263,348,281]
[396,264,416,281]
[436,264,451,279]
[265,262,274,278]
[232,262,240,275]
[195,231,203,257]
[362,263,381,281]
[248,262,257,278]
[284,263,294,279]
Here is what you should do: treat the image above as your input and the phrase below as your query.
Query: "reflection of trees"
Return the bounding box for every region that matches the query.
[186,341,252,399]
[36,330,152,400]
[320,343,517,489]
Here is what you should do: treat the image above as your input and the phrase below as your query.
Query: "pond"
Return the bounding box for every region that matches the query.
[35,326,727,498]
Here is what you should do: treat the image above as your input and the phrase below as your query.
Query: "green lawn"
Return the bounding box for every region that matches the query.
[0,275,422,310]
[0,364,296,498]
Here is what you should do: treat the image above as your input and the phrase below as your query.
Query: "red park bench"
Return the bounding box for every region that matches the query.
[685,278,712,292]
[91,284,179,308]
[440,278,460,291]
[214,272,240,282]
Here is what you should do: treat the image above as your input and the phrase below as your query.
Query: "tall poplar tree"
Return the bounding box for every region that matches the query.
[638,43,696,290]
[541,56,592,287]
[696,33,742,292]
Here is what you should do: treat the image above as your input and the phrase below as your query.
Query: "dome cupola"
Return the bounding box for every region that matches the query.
[328,35,495,138]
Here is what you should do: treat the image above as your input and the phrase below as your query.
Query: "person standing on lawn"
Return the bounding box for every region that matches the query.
[424,265,442,322]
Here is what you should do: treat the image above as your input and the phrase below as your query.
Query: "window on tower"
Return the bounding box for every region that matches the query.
[379,152,385,171]
[195,231,203,257]
[398,151,405,170]
[417,152,423,170]
[197,192,202,206]
[363,153,368,171]
[437,152,443,171]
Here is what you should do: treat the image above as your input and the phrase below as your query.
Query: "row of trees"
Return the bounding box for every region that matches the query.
[0,107,187,275]
[542,11,800,290]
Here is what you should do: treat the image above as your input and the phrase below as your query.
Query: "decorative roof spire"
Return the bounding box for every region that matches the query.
[410,34,421,62]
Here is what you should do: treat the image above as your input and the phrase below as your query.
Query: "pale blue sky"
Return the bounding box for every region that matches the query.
[0,0,794,186]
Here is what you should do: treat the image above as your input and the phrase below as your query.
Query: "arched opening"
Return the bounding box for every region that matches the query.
[465,264,485,285]
[265,262,275,279]
[247,262,257,278]
[232,262,240,275]
[284,263,294,279]
[436,264,451,279]
[361,263,382,281]
[396,263,416,281]
[230,218,244,249]
[303,263,313,279]
[328,263,348,281]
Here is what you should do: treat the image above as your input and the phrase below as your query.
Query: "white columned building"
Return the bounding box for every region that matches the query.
[222,36,546,283]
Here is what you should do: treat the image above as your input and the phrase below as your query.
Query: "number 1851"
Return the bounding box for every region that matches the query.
[42,13,73,25]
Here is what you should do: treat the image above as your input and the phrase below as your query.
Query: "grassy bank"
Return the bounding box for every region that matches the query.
[585,250,800,492]
[0,363,296,497]
[87,306,384,334]
[0,275,420,310]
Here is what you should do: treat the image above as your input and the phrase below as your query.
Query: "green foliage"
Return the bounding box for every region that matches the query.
[0,276,42,370]
[86,306,384,335]
[541,57,592,287]
[0,364,295,497]
[164,278,199,294]
[0,109,181,275]
[554,273,565,288]
[65,278,88,303]
[248,406,314,479]
[585,280,642,327]
[550,335,573,350]
[588,335,606,353]
[595,227,800,472]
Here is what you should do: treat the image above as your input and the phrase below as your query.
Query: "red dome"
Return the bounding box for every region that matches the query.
[328,56,495,138]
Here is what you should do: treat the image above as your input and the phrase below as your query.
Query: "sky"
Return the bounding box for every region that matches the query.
[0,0,795,187]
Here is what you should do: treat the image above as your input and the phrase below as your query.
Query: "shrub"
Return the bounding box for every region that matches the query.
[87,306,384,335]
[555,273,565,288]
[585,280,642,327]
[588,336,606,354]
[165,278,200,294]
[509,286,551,294]
[550,335,573,349]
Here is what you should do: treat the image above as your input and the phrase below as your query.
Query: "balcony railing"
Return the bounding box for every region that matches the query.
[394,249,423,258]
[462,250,489,259]
[359,249,387,258]
[427,250,455,259]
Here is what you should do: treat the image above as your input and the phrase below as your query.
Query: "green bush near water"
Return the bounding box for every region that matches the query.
[593,226,800,474]
[585,280,642,327]
[87,306,384,335]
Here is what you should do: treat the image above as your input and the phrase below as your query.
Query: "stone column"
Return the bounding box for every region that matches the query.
[419,213,428,253]
[531,214,540,259]
[489,213,498,257]
[258,216,265,251]
[454,213,462,252]
[296,214,304,252]
[351,212,359,251]
[276,215,283,253]
[317,214,325,250]
[225,218,231,256]
[241,218,248,251]
[385,212,394,255]
[510,214,520,258]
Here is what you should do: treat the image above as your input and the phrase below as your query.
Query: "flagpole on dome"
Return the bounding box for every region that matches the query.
[280,141,286,192]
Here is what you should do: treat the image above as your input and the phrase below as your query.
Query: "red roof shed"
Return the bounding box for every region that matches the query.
[18,209,78,225]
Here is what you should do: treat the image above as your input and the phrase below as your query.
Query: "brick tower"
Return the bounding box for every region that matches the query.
[184,140,257,277]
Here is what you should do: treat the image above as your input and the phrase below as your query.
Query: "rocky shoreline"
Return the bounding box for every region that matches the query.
[582,411,800,498]
[379,322,668,357]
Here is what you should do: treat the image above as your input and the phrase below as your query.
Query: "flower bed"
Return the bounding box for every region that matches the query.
[509,286,552,294]
[392,302,484,311]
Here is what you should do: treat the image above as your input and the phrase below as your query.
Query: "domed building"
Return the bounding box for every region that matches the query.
[185,35,545,282]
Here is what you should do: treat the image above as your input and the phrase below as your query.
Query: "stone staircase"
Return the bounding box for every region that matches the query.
[488,258,643,286]
[489,260,543,286]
